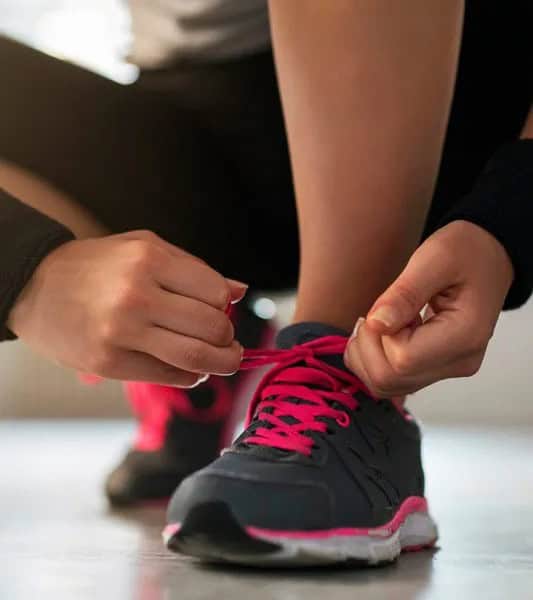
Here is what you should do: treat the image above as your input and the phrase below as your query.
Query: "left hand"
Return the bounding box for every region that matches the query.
[344,220,514,397]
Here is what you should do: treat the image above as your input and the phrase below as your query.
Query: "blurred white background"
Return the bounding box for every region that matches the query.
[0,0,532,424]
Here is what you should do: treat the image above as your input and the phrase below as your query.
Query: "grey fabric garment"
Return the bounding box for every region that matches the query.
[128,0,270,68]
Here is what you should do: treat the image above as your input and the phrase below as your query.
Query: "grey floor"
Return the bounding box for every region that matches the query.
[1,421,532,600]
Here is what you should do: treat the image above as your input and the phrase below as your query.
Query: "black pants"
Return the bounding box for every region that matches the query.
[0,36,298,291]
[0,1,529,290]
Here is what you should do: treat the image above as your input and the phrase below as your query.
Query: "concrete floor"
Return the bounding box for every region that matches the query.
[1,421,532,599]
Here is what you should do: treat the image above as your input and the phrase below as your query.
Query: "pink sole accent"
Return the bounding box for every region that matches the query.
[245,496,428,541]
[163,523,181,542]
[402,540,437,553]
[163,496,430,546]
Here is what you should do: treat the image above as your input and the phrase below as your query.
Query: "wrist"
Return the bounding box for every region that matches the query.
[437,140,533,309]
[442,219,514,292]
[6,239,76,337]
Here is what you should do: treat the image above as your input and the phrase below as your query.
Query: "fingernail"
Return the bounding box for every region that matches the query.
[180,373,210,389]
[227,279,249,292]
[368,306,397,328]
[227,279,249,304]
[349,317,365,341]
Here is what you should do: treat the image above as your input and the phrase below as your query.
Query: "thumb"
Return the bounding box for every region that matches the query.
[366,240,455,335]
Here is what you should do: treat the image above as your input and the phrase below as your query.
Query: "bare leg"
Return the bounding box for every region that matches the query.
[269,0,464,331]
[0,160,106,238]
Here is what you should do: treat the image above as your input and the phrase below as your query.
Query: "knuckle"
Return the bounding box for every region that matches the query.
[181,342,206,371]
[213,286,231,310]
[393,279,422,311]
[206,314,233,345]
[112,282,143,312]
[368,365,396,395]
[88,348,116,376]
[389,348,416,377]
[119,230,157,245]
[343,344,362,375]
[343,346,355,370]
[98,318,122,344]
[132,229,158,242]
[369,385,391,399]
[365,377,394,398]
[127,240,157,271]
[226,345,243,373]
[206,274,231,309]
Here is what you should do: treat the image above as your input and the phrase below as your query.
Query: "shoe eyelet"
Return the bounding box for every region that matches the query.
[336,413,350,427]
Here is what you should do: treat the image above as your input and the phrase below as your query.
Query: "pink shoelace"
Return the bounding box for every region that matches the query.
[240,335,369,456]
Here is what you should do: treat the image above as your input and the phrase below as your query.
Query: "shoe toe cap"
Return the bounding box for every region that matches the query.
[167,462,333,531]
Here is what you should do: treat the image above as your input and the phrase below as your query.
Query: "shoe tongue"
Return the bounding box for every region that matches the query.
[276,321,350,372]
[276,321,349,349]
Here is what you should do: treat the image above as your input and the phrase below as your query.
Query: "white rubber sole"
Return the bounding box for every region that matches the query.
[165,508,438,567]
[243,511,437,566]
[218,512,437,566]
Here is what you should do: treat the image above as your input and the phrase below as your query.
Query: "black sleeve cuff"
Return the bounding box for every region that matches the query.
[438,139,533,310]
[0,189,75,341]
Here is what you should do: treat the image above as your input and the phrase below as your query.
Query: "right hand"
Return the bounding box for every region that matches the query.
[7,230,247,387]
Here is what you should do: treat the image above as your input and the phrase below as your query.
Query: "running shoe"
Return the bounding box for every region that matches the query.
[164,322,437,566]
[105,303,275,507]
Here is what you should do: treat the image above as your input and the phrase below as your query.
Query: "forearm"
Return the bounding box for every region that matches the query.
[0,189,75,341]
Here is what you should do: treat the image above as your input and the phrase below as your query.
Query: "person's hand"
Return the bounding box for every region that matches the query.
[344,220,514,396]
[8,230,247,386]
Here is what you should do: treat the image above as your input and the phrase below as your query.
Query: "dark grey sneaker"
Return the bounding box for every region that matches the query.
[164,322,437,566]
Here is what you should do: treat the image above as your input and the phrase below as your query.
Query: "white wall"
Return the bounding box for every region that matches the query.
[1,299,532,424]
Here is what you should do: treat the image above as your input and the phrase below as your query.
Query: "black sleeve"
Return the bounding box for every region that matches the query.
[438,139,533,310]
[0,189,75,341]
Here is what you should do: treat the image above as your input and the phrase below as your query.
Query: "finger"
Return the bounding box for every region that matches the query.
[366,241,458,335]
[381,308,480,376]
[155,255,233,310]
[149,289,235,347]
[352,320,407,396]
[118,230,244,309]
[343,331,376,394]
[82,349,206,387]
[357,318,483,395]
[226,278,249,304]
[139,327,243,375]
